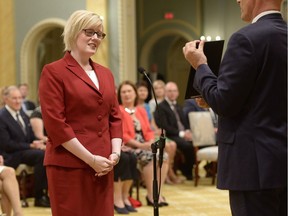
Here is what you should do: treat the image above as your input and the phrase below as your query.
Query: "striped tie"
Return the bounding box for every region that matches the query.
[16,113,26,135]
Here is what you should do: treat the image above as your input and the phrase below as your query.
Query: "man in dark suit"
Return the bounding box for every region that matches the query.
[0,86,50,207]
[183,0,287,215]
[18,83,36,113]
[154,82,194,180]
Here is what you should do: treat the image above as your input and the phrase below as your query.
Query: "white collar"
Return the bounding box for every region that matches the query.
[252,10,281,23]
[165,98,176,106]
[5,105,19,118]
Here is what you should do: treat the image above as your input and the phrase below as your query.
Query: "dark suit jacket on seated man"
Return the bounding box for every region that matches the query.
[154,82,194,180]
[0,86,49,207]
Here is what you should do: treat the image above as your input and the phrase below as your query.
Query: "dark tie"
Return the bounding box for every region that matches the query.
[172,104,185,131]
[16,113,26,135]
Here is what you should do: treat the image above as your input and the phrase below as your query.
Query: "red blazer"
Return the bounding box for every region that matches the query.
[119,105,154,144]
[39,52,122,168]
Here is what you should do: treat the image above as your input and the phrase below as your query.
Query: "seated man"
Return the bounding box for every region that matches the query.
[0,86,49,207]
[154,82,195,180]
[18,83,36,115]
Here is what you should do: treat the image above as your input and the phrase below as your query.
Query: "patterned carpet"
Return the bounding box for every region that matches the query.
[22,176,231,216]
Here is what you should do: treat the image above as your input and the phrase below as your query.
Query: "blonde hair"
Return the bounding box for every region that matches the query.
[152,80,165,89]
[63,10,103,51]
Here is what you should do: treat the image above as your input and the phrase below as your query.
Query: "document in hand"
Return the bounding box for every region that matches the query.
[185,40,224,99]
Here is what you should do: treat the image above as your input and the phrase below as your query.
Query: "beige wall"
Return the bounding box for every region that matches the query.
[86,0,109,67]
[0,0,16,86]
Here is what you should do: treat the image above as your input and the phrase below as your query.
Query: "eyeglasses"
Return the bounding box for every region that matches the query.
[82,29,106,39]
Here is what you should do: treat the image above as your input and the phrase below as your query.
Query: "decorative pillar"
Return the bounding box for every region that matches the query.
[86,0,137,83]
[117,0,137,83]
[0,0,16,86]
[86,0,109,67]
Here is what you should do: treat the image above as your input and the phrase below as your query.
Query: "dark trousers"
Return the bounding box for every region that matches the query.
[168,136,194,178]
[229,188,287,216]
[114,151,138,181]
[5,149,47,199]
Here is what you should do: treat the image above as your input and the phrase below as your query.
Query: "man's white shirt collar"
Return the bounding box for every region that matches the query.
[5,105,19,119]
[252,10,281,23]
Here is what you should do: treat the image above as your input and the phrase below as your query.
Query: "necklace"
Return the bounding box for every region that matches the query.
[125,107,135,115]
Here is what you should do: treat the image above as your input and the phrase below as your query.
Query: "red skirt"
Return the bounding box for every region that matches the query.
[46,165,114,216]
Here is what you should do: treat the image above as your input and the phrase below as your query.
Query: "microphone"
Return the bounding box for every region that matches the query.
[138,67,166,168]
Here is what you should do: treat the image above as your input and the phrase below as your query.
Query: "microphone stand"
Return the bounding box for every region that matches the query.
[151,140,160,216]
[138,67,165,216]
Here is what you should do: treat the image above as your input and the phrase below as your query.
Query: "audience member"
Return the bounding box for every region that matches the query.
[148,80,166,115]
[0,155,23,216]
[18,83,36,114]
[183,98,218,130]
[113,148,138,214]
[117,80,169,207]
[38,10,122,216]
[0,86,49,207]
[136,81,152,122]
[30,106,48,143]
[154,82,195,180]
[183,0,287,215]
[183,98,205,115]
[137,81,181,184]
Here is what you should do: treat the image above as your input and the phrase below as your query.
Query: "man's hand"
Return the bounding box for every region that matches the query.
[184,130,192,141]
[30,140,46,150]
[183,40,207,69]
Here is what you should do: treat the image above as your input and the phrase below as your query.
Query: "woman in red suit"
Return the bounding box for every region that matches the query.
[116,80,169,207]
[39,10,122,216]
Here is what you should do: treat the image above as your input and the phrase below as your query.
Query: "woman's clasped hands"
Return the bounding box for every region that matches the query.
[89,154,119,177]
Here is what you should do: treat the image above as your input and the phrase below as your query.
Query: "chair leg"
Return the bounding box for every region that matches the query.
[19,171,29,207]
[129,178,140,201]
[194,161,200,187]
[136,178,140,201]
[211,161,217,185]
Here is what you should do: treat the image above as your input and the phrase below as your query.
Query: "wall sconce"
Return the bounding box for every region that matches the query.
[200,35,221,41]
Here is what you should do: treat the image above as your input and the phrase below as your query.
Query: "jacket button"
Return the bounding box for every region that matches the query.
[98,99,103,105]
[98,132,102,137]
[97,115,102,121]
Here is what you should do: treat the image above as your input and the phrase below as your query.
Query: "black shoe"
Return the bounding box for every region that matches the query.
[125,204,137,212]
[34,196,50,207]
[21,199,29,208]
[146,196,164,207]
[114,205,129,214]
[159,196,169,206]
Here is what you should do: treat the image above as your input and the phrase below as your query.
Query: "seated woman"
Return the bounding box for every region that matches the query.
[0,155,23,216]
[117,80,169,207]
[30,106,48,143]
[136,81,181,184]
[136,81,152,122]
[113,147,138,214]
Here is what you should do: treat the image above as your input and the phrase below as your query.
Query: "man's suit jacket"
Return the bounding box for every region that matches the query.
[194,13,287,190]
[39,51,123,168]
[154,100,189,138]
[0,107,35,166]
